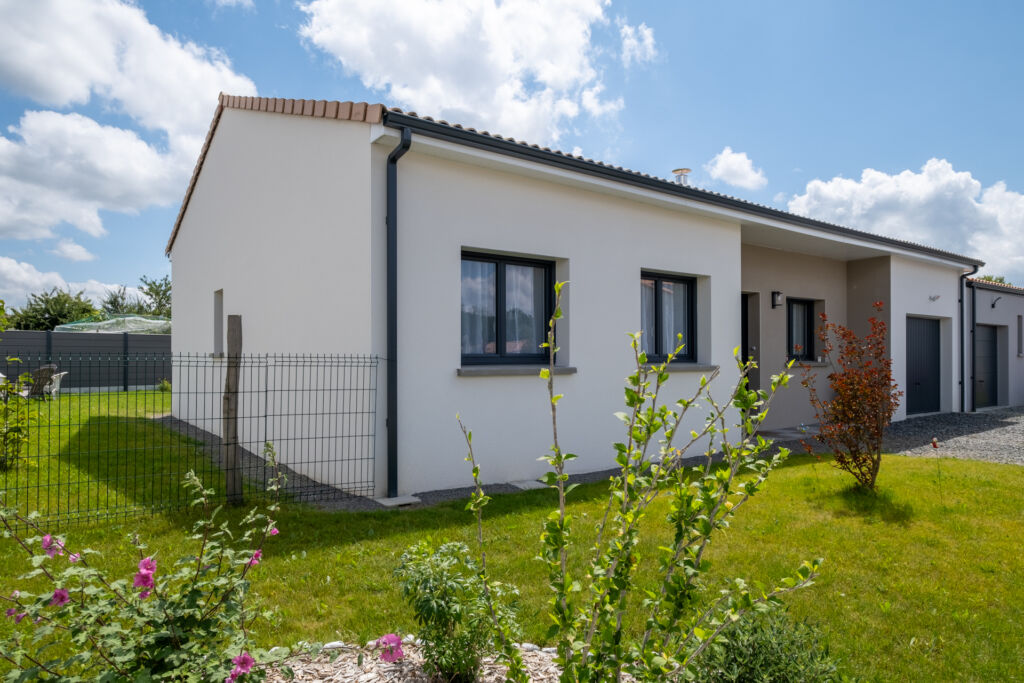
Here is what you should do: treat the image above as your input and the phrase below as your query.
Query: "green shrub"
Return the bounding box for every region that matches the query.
[695,607,840,682]
[0,364,35,471]
[0,443,285,681]
[157,377,172,393]
[395,541,519,683]
[458,282,822,681]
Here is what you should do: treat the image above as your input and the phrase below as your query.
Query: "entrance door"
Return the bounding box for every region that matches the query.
[906,317,940,415]
[974,324,998,408]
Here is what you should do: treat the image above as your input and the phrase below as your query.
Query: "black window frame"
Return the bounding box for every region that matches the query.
[640,271,697,363]
[787,298,816,361]
[461,251,554,365]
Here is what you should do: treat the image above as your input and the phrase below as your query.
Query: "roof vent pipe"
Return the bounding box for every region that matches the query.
[672,168,691,186]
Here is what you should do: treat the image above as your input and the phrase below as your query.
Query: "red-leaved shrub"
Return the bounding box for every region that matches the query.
[800,302,902,490]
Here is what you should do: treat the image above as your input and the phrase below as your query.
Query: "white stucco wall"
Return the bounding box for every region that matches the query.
[388,147,742,495]
[170,109,379,491]
[889,256,964,420]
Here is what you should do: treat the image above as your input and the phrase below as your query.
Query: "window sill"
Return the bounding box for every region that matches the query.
[646,363,720,374]
[794,360,829,367]
[457,365,578,377]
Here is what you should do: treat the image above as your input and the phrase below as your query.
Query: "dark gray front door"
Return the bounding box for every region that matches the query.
[974,324,998,408]
[906,317,940,415]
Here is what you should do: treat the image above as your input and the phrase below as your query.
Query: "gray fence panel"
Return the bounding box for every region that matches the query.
[0,331,170,390]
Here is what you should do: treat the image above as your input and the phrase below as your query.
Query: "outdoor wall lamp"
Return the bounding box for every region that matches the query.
[992,296,1003,309]
[771,291,782,308]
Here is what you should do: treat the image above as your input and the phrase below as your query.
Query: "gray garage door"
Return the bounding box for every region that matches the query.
[906,317,940,415]
[974,324,998,408]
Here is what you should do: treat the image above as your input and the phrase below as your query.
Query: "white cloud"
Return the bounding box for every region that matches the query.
[0,0,256,241]
[211,0,254,7]
[50,239,96,262]
[704,146,768,190]
[788,158,1024,282]
[619,21,656,68]
[299,0,624,144]
[0,256,137,308]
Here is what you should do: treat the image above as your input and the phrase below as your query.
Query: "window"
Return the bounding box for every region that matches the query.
[1018,315,1022,356]
[213,289,224,355]
[787,298,815,360]
[461,253,553,364]
[640,272,696,362]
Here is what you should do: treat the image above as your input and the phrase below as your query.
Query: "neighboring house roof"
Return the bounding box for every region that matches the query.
[968,278,1024,294]
[165,93,985,270]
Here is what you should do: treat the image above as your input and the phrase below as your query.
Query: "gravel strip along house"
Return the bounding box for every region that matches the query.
[167,94,1016,501]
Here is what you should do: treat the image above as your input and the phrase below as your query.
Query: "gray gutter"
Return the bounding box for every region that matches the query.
[959,264,980,412]
[382,111,984,269]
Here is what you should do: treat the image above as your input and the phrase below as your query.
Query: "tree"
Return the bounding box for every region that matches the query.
[7,289,98,331]
[100,286,149,315]
[139,274,171,318]
[977,274,1012,286]
[800,302,902,490]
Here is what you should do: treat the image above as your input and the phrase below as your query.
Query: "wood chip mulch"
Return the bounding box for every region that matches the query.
[264,643,566,682]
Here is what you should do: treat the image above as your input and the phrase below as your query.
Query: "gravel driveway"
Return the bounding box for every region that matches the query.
[772,406,1024,466]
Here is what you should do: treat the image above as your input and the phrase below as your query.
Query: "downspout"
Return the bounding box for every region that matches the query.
[386,126,412,498]
[969,277,978,412]
[959,265,979,413]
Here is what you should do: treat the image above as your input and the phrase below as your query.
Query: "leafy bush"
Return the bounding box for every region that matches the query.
[458,281,821,681]
[800,302,902,490]
[0,443,284,680]
[6,288,97,331]
[157,377,172,393]
[694,607,840,682]
[395,540,519,683]
[0,363,35,472]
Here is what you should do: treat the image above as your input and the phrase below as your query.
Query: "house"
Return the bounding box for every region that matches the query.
[167,94,991,500]
[965,278,1024,409]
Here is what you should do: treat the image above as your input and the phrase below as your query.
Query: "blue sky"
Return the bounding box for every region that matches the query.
[1,0,1022,307]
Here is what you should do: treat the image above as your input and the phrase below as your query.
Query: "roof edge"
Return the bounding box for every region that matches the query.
[968,277,1024,294]
[165,94,384,255]
[382,110,985,269]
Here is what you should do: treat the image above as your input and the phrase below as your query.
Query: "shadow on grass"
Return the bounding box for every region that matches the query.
[825,485,915,526]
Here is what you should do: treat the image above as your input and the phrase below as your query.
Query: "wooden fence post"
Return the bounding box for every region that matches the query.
[223,315,243,505]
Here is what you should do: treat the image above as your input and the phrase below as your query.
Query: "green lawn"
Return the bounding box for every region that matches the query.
[1,391,226,523]
[2,453,1022,680]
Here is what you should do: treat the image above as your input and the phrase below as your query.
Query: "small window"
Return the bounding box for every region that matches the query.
[640,272,696,362]
[787,298,815,360]
[461,253,553,364]
[213,289,224,355]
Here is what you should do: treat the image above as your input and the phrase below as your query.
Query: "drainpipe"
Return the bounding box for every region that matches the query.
[969,277,978,412]
[386,126,412,498]
[959,265,979,413]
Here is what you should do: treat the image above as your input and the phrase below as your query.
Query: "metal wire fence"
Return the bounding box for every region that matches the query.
[0,352,379,527]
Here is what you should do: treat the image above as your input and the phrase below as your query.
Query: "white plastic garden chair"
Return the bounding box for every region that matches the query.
[44,371,69,399]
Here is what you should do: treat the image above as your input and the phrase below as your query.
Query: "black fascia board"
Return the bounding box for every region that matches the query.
[382,111,984,269]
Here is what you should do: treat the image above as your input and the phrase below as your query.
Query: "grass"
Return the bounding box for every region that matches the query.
[1,391,228,523]
[2,453,1022,680]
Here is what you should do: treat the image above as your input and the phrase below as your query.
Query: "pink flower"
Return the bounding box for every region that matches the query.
[5,608,15,618]
[13,613,26,624]
[376,633,404,663]
[138,557,157,574]
[139,590,151,600]
[41,534,63,558]
[269,528,279,536]
[232,652,255,674]
[50,589,70,607]
[69,553,81,563]
[133,571,154,589]
[248,550,262,567]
